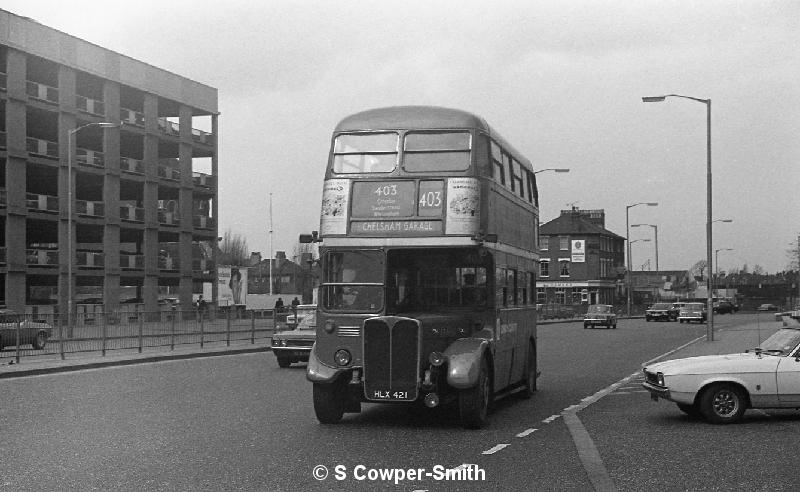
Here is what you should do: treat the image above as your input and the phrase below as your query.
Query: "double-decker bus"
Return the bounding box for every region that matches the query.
[303,106,540,428]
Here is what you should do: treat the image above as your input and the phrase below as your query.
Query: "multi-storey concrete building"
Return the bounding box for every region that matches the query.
[0,10,218,318]
[537,209,625,306]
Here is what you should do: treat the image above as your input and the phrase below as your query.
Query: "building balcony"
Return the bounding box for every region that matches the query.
[76,95,105,116]
[76,200,105,217]
[120,107,144,127]
[26,248,58,266]
[77,251,104,268]
[157,117,179,137]
[158,256,179,270]
[193,215,215,229]
[76,147,105,168]
[26,80,59,104]
[120,253,144,270]
[192,258,214,274]
[191,128,214,146]
[192,172,215,189]
[27,137,59,159]
[157,209,180,226]
[157,161,181,181]
[120,205,145,222]
[121,157,144,174]
[26,193,59,213]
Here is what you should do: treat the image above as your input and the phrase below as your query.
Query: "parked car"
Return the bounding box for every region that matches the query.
[645,302,678,322]
[271,310,316,367]
[713,301,735,315]
[678,302,707,323]
[584,304,617,329]
[0,309,53,350]
[642,325,800,424]
[757,303,779,311]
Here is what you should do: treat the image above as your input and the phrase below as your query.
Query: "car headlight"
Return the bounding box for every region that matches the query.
[280,339,287,347]
[334,349,351,366]
[271,339,278,346]
[656,372,665,386]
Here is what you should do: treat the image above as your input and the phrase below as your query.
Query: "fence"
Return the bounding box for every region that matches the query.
[0,309,286,364]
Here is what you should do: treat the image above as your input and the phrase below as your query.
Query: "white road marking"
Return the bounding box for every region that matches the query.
[482,443,510,455]
[542,414,561,423]
[516,428,538,438]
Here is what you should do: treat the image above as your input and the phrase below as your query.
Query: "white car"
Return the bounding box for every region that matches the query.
[642,326,800,424]
[584,304,617,329]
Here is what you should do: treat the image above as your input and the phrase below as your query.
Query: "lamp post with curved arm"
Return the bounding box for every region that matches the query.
[534,168,570,175]
[631,223,658,271]
[67,121,120,336]
[643,93,713,340]
[626,202,658,317]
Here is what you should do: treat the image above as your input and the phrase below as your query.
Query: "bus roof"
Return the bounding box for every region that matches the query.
[333,106,533,172]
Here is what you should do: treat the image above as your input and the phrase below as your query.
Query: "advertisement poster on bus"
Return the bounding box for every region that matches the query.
[571,240,586,263]
[218,266,248,306]
[445,178,480,235]
[320,178,349,235]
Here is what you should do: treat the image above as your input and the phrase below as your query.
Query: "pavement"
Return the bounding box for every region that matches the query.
[0,316,780,379]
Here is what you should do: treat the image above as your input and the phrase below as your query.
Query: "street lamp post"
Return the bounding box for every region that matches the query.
[643,94,712,340]
[631,223,659,271]
[626,202,658,317]
[67,121,119,336]
[534,168,570,175]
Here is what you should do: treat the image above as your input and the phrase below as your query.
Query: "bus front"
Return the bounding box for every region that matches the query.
[306,108,500,428]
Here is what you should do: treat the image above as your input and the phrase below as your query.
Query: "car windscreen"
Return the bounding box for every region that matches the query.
[588,305,611,313]
[650,303,671,309]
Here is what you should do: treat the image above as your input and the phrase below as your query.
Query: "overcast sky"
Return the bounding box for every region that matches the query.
[5,0,799,273]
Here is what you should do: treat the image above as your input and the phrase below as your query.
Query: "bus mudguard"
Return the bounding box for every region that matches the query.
[306,344,344,383]
[443,338,490,389]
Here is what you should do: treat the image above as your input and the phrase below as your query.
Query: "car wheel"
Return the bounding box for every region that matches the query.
[276,354,291,368]
[583,323,589,329]
[677,403,702,418]
[699,383,747,424]
[459,356,491,429]
[32,331,47,350]
[313,381,345,424]
[646,317,651,322]
[520,341,537,399]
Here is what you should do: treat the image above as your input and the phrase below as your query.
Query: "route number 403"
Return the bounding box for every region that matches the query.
[418,191,442,208]
[373,185,397,196]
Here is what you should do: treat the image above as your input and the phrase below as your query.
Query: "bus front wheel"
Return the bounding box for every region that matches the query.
[313,381,345,424]
[459,357,491,429]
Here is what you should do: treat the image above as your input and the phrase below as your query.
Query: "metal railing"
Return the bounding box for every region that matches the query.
[76,95,105,116]
[120,108,144,127]
[26,80,59,104]
[0,309,281,364]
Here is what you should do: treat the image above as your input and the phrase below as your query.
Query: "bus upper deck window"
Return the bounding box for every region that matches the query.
[332,133,398,174]
[403,132,471,172]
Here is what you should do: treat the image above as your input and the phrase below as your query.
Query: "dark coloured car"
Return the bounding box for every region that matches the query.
[713,301,735,315]
[646,302,678,322]
[0,309,53,350]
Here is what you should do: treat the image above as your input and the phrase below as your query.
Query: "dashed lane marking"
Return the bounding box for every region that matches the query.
[542,414,561,423]
[482,443,510,455]
[516,428,538,438]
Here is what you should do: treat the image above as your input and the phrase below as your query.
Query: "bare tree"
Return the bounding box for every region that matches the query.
[787,238,800,271]
[690,259,708,281]
[218,229,249,266]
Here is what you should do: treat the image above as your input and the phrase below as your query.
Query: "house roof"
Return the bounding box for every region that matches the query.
[540,212,624,240]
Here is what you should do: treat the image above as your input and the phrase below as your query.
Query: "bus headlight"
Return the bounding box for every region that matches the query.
[334,349,351,366]
[428,351,445,367]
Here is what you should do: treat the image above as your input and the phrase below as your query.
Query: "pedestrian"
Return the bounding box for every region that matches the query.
[274,297,284,313]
